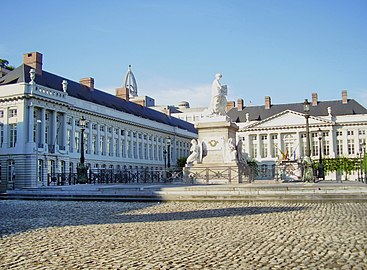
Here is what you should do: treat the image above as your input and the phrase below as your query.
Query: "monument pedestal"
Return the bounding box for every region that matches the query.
[184,116,247,184]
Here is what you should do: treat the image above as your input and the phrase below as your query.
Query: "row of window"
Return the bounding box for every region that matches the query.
[0,109,17,118]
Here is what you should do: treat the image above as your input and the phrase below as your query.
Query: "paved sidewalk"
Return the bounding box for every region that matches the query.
[1,180,367,202]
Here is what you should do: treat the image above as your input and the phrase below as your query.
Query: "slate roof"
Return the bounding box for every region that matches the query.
[0,64,197,134]
[228,100,367,123]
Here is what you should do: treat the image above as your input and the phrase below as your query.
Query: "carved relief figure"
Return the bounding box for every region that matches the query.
[207,73,228,116]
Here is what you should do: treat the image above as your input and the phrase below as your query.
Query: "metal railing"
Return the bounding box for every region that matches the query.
[47,168,184,186]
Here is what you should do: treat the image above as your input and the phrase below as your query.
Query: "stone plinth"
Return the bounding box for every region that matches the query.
[184,116,245,184]
[195,116,238,165]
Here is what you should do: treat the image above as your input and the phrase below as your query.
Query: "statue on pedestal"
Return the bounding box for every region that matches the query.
[207,73,228,116]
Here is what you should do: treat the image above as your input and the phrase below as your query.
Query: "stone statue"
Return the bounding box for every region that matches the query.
[236,138,246,164]
[226,138,237,162]
[186,139,201,166]
[207,73,228,116]
[302,156,314,182]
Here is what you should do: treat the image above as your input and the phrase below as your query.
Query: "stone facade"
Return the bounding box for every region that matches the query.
[0,52,197,190]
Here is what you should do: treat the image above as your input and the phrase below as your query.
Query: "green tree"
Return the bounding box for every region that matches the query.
[0,59,15,70]
[177,157,187,168]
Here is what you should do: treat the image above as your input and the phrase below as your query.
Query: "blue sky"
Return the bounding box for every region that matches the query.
[2,0,367,108]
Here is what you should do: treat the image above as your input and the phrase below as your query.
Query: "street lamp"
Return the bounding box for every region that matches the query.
[167,137,171,168]
[77,116,88,183]
[303,99,311,158]
[317,128,324,180]
[302,99,313,182]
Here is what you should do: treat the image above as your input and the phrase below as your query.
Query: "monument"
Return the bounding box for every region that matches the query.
[183,73,249,184]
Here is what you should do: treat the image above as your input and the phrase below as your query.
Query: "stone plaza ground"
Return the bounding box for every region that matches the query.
[0,200,366,269]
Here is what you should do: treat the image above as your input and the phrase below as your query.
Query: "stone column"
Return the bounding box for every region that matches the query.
[28,102,34,143]
[88,121,92,155]
[136,132,140,159]
[117,128,121,157]
[256,135,261,159]
[96,124,101,155]
[70,116,75,152]
[51,110,57,149]
[103,125,108,156]
[40,108,46,148]
[329,126,336,158]
[343,130,348,156]
[111,127,115,156]
[267,133,271,158]
[124,129,128,158]
[295,131,301,160]
[62,113,67,150]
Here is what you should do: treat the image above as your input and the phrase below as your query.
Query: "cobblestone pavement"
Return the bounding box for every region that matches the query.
[1,200,366,269]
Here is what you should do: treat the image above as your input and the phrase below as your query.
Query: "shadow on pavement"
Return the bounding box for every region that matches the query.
[0,200,306,237]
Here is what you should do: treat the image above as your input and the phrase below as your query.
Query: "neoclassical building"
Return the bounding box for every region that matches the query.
[0,52,197,190]
[228,94,367,180]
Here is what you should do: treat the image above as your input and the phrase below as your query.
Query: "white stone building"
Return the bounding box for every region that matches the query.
[0,52,197,190]
[228,95,367,180]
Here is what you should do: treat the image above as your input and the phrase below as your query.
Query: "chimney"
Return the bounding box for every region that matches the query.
[226,101,235,112]
[116,87,129,101]
[23,52,43,75]
[79,77,94,91]
[237,98,244,111]
[342,90,348,104]
[312,92,318,106]
[265,96,271,109]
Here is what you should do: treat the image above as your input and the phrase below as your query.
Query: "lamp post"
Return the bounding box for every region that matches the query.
[303,99,311,158]
[77,116,88,183]
[317,128,324,180]
[167,137,171,168]
[302,99,313,182]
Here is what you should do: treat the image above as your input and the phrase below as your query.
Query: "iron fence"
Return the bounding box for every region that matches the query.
[47,168,184,186]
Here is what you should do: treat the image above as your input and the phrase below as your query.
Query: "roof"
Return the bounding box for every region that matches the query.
[227,100,367,123]
[0,64,197,134]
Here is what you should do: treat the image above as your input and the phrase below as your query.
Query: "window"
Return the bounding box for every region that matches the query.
[114,139,118,156]
[336,140,343,156]
[92,135,97,155]
[75,131,80,153]
[108,127,112,133]
[0,110,4,117]
[9,124,17,147]
[92,123,97,130]
[347,130,354,136]
[271,134,277,140]
[100,126,104,132]
[67,130,72,152]
[336,131,343,137]
[107,137,112,156]
[322,132,329,137]
[323,141,330,156]
[359,130,366,135]
[348,139,355,155]
[301,133,307,138]
[312,141,318,156]
[100,136,104,155]
[9,109,17,117]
